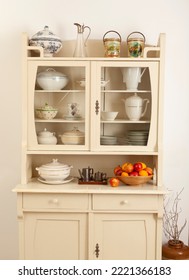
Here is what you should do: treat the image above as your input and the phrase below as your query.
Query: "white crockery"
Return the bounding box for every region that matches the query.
[121,67,146,90]
[101,111,118,121]
[37,68,69,90]
[37,128,57,145]
[122,93,149,121]
[59,127,85,145]
[77,79,109,88]
[36,159,73,181]
[29,26,62,57]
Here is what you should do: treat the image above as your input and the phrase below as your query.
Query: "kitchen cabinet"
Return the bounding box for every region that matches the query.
[13,33,166,259]
[14,183,164,260]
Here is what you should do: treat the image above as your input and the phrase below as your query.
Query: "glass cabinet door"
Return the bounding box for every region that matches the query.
[90,61,159,152]
[27,60,90,151]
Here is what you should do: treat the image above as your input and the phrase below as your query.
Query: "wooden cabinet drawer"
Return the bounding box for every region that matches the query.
[92,194,158,211]
[23,193,89,210]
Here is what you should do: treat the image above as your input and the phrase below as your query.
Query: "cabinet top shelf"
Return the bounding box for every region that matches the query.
[23,33,165,61]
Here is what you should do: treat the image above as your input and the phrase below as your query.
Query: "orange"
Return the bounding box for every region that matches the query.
[121,172,129,177]
[139,170,148,176]
[121,162,134,173]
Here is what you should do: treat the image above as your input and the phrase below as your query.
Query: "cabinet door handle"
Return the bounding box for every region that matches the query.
[95,100,100,115]
[95,243,100,258]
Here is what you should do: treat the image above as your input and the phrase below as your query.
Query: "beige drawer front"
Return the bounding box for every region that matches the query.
[92,194,158,211]
[23,193,89,210]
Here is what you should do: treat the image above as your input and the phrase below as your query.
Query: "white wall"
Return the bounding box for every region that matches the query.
[0,0,189,259]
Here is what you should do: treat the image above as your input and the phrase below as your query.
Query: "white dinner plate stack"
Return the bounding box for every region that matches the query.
[127,130,149,146]
[100,136,117,145]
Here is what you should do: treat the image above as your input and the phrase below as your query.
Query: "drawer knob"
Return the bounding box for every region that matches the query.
[49,198,59,204]
[121,200,128,205]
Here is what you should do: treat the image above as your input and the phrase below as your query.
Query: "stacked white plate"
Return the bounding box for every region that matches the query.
[118,137,129,145]
[100,136,117,145]
[127,130,149,146]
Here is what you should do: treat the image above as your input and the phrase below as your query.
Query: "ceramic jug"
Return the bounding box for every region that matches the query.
[122,93,149,121]
[121,67,146,90]
[73,23,91,57]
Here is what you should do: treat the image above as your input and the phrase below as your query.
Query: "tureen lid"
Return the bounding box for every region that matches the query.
[30,26,62,43]
[37,68,67,79]
[63,127,84,137]
[36,103,58,111]
[126,93,143,106]
[37,128,54,137]
[40,159,71,170]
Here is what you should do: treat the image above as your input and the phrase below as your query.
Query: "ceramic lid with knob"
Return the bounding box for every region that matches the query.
[37,68,68,80]
[37,128,54,137]
[63,127,84,137]
[29,26,62,56]
[126,93,143,106]
[36,103,58,112]
[39,159,72,170]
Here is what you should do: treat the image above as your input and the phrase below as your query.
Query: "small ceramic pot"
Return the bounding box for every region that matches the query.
[162,240,189,260]
[35,103,58,120]
[37,128,57,145]
[59,127,85,145]
[29,26,62,57]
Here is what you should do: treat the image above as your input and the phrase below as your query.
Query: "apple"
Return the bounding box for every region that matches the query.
[129,171,139,176]
[133,162,143,172]
[121,162,134,173]
[109,177,120,187]
[114,165,122,176]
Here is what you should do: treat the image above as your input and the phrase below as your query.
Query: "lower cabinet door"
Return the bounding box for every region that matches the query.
[92,213,156,260]
[24,212,88,260]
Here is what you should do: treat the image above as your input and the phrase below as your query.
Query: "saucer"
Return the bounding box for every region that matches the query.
[38,176,74,185]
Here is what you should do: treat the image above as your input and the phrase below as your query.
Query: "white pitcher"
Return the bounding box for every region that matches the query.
[122,93,149,121]
[121,67,146,90]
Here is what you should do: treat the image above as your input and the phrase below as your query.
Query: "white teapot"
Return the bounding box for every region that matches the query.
[122,93,149,121]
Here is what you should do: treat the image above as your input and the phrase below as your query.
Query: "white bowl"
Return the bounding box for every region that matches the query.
[37,68,69,90]
[101,111,118,121]
[35,109,58,120]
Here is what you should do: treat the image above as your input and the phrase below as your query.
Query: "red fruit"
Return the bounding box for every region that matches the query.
[129,171,139,176]
[133,162,143,172]
[114,165,122,176]
[109,177,120,187]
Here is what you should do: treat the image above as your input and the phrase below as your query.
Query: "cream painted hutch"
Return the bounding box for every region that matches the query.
[13,33,165,260]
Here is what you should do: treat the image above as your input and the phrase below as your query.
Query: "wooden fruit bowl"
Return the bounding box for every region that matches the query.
[117,175,153,186]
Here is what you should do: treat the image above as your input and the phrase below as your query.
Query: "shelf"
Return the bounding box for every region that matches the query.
[14,177,162,194]
[101,90,151,93]
[35,90,84,93]
[100,119,150,124]
[35,118,85,123]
